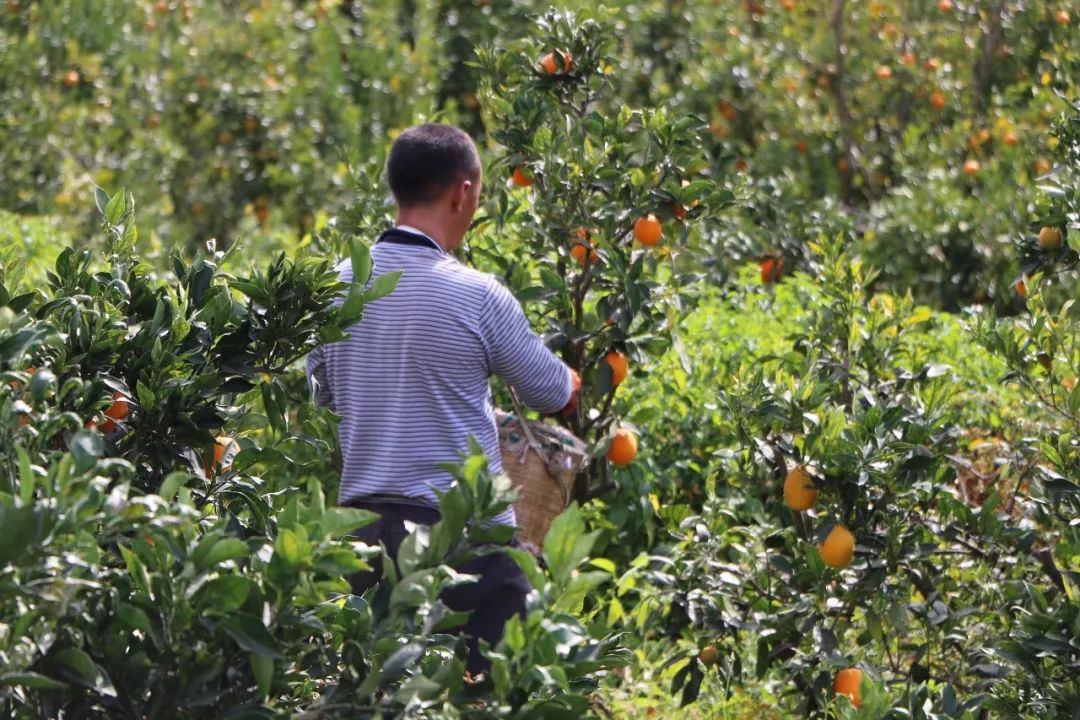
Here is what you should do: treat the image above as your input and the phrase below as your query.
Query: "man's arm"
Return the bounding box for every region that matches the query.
[305,345,336,411]
[479,281,575,414]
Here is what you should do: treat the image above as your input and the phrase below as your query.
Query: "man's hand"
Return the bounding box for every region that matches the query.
[559,369,582,419]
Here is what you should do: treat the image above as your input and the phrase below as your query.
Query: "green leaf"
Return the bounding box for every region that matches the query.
[53,648,109,692]
[68,430,103,474]
[17,446,34,505]
[543,503,600,584]
[318,507,378,537]
[93,185,111,217]
[104,190,125,225]
[250,653,273,699]
[350,238,373,285]
[220,613,283,658]
[362,271,401,303]
[136,380,156,409]
[274,527,309,568]
[195,537,250,570]
[0,672,67,690]
[196,575,256,612]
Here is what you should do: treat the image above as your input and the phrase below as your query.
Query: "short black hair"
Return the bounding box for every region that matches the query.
[387,123,481,206]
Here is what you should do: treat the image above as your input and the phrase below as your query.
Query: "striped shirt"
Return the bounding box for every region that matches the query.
[305,227,574,526]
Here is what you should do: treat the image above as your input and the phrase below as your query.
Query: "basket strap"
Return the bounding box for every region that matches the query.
[507,386,541,464]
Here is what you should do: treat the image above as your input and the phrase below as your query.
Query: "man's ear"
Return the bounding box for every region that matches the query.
[452,179,472,211]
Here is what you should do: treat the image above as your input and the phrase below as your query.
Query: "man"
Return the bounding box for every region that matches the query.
[305,123,578,673]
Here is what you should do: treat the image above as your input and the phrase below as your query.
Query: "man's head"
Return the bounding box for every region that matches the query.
[387,123,482,251]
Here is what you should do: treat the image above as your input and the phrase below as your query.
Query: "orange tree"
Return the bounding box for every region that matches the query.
[969,101,1080,717]
[0,193,628,717]
[470,9,735,517]
[607,230,1079,715]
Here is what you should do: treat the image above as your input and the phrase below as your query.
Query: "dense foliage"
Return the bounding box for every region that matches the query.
[1,1,1079,718]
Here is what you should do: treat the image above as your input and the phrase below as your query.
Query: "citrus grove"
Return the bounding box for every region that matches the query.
[1,1,1079,718]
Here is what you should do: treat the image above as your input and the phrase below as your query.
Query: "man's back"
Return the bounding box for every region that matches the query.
[308,229,572,523]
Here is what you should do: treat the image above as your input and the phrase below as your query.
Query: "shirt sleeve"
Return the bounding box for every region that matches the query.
[478,280,574,414]
[305,344,336,411]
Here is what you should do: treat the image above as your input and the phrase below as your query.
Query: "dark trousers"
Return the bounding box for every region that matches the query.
[347,499,531,674]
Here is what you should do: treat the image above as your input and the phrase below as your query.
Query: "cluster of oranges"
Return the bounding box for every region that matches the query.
[783,464,863,707]
[11,366,239,478]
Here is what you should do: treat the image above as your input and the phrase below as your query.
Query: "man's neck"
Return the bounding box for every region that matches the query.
[394,212,455,252]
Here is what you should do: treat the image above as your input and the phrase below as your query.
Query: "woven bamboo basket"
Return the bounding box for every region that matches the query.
[494,409,589,550]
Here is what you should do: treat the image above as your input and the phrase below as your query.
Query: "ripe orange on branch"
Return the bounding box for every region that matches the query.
[634,214,663,246]
[783,465,817,511]
[699,646,721,666]
[607,428,638,465]
[1038,226,1062,250]
[570,242,599,267]
[205,435,240,477]
[101,392,129,433]
[818,524,855,568]
[63,69,81,88]
[759,255,784,284]
[604,350,629,387]
[875,65,892,80]
[511,165,534,188]
[962,158,981,176]
[539,50,573,74]
[834,667,862,708]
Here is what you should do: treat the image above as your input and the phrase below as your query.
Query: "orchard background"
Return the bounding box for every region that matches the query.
[1,0,1080,718]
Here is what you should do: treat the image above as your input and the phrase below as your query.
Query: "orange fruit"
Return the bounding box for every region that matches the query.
[925,57,941,72]
[962,158,981,176]
[570,243,599,267]
[734,157,749,172]
[1039,226,1062,250]
[834,667,862,708]
[818,524,855,568]
[1033,157,1051,176]
[1064,376,1077,392]
[634,214,663,246]
[607,428,638,466]
[605,350,629,387]
[783,466,817,511]
[1056,9,1070,25]
[781,0,794,10]
[875,65,892,80]
[759,255,784,284]
[539,50,573,74]
[1002,130,1019,146]
[1015,277,1027,297]
[937,0,952,10]
[929,91,946,109]
[63,69,80,88]
[900,52,916,67]
[104,392,129,421]
[511,165,534,188]
[205,435,240,477]
[699,646,721,665]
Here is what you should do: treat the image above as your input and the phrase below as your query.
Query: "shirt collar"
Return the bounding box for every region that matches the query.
[394,225,443,251]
